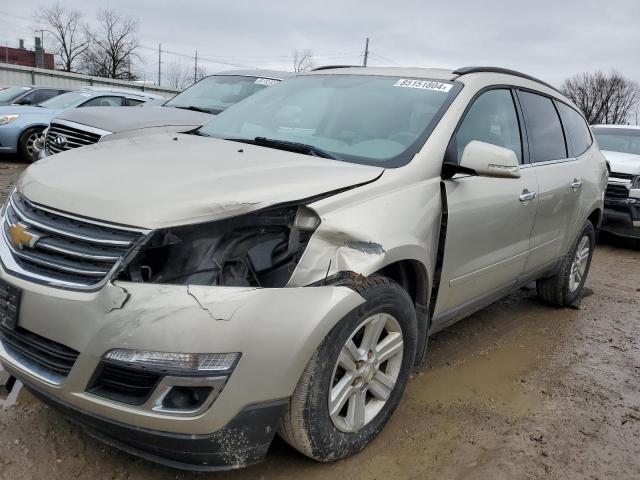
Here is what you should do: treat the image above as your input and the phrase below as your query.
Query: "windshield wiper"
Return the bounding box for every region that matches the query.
[172,105,217,114]
[232,136,341,160]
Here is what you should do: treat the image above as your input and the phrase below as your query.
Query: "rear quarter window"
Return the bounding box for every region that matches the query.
[518,90,567,163]
[556,102,592,156]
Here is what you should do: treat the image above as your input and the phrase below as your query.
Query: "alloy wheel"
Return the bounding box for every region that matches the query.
[328,313,404,433]
[569,235,590,293]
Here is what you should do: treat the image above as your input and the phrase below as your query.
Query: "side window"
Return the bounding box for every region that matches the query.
[518,91,567,163]
[555,102,592,157]
[126,98,145,106]
[14,91,36,105]
[80,96,124,107]
[32,89,59,104]
[454,89,522,163]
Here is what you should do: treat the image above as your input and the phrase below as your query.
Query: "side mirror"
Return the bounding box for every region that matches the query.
[460,140,521,179]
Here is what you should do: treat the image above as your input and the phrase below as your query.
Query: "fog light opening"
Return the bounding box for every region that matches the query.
[162,386,212,411]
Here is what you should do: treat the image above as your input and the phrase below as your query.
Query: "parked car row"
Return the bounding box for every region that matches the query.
[0,65,608,471]
[0,70,290,163]
[40,70,291,157]
[0,87,164,162]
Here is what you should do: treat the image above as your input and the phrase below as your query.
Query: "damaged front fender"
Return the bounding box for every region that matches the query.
[288,178,443,288]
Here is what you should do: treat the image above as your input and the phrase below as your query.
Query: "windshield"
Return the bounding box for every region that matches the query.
[198,75,459,167]
[593,127,640,156]
[0,86,30,102]
[38,91,94,109]
[165,75,279,114]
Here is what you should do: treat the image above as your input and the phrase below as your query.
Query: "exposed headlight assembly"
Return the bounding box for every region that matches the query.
[117,204,320,287]
[0,114,19,126]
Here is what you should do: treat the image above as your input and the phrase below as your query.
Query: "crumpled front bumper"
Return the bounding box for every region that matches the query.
[0,268,364,469]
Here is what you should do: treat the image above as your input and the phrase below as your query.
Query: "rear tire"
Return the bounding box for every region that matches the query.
[18,127,44,163]
[536,221,595,306]
[279,275,417,462]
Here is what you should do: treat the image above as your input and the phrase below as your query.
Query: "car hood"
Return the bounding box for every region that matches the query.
[54,106,213,133]
[601,150,640,176]
[18,133,384,229]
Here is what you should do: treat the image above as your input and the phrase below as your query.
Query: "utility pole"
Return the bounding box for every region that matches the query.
[194,50,198,84]
[363,37,370,67]
[157,43,162,86]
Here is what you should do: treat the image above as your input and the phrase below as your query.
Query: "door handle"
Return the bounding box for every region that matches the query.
[571,180,583,191]
[519,190,537,202]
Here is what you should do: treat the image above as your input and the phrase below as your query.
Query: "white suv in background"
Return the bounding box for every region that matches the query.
[592,125,640,238]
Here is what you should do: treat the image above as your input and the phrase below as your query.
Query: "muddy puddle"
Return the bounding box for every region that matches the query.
[409,331,547,416]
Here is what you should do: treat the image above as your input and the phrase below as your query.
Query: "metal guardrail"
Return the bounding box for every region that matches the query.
[0,63,179,97]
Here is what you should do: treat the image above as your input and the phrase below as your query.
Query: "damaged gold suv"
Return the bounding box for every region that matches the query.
[0,66,606,471]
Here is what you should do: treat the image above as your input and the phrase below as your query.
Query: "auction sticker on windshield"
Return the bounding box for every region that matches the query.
[393,79,453,92]
[255,78,279,86]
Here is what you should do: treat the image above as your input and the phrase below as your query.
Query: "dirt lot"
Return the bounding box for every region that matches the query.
[0,161,638,480]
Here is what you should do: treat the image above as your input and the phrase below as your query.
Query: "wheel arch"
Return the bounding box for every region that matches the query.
[374,259,430,365]
[17,123,48,152]
[587,207,602,229]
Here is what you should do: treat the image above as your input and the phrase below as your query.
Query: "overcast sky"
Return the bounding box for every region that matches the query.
[1,0,639,87]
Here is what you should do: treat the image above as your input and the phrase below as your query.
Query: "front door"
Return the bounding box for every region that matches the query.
[433,88,538,319]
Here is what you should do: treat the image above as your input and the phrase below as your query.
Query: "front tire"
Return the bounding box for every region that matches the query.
[18,127,44,163]
[279,275,417,462]
[536,221,595,306]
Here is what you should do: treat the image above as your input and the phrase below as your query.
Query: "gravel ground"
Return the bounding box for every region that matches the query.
[0,160,638,479]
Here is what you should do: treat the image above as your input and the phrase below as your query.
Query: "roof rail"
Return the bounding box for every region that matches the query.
[452,66,559,93]
[310,65,359,71]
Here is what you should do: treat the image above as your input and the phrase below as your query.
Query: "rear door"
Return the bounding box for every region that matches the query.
[433,88,539,319]
[517,90,584,273]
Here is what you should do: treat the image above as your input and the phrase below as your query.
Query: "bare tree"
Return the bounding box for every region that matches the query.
[166,61,191,89]
[292,49,314,73]
[195,65,208,82]
[561,71,640,125]
[80,8,140,79]
[166,61,208,90]
[33,3,90,72]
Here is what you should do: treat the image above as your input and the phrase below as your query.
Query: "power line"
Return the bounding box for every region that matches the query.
[369,52,404,67]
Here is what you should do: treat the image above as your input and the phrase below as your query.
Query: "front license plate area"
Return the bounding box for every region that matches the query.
[0,279,21,331]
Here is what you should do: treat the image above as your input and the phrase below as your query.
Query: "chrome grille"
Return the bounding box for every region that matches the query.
[1,191,147,289]
[45,121,103,154]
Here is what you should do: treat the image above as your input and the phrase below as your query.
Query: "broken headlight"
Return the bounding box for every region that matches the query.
[117,205,320,288]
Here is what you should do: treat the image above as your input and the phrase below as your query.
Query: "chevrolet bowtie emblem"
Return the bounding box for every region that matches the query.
[8,222,39,250]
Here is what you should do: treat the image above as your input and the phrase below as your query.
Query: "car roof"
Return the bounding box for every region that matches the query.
[592,124,640,130]
[213,69,294,81]
[304,65,568,105]
[305,66,456,80]
[77,87,164,99]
